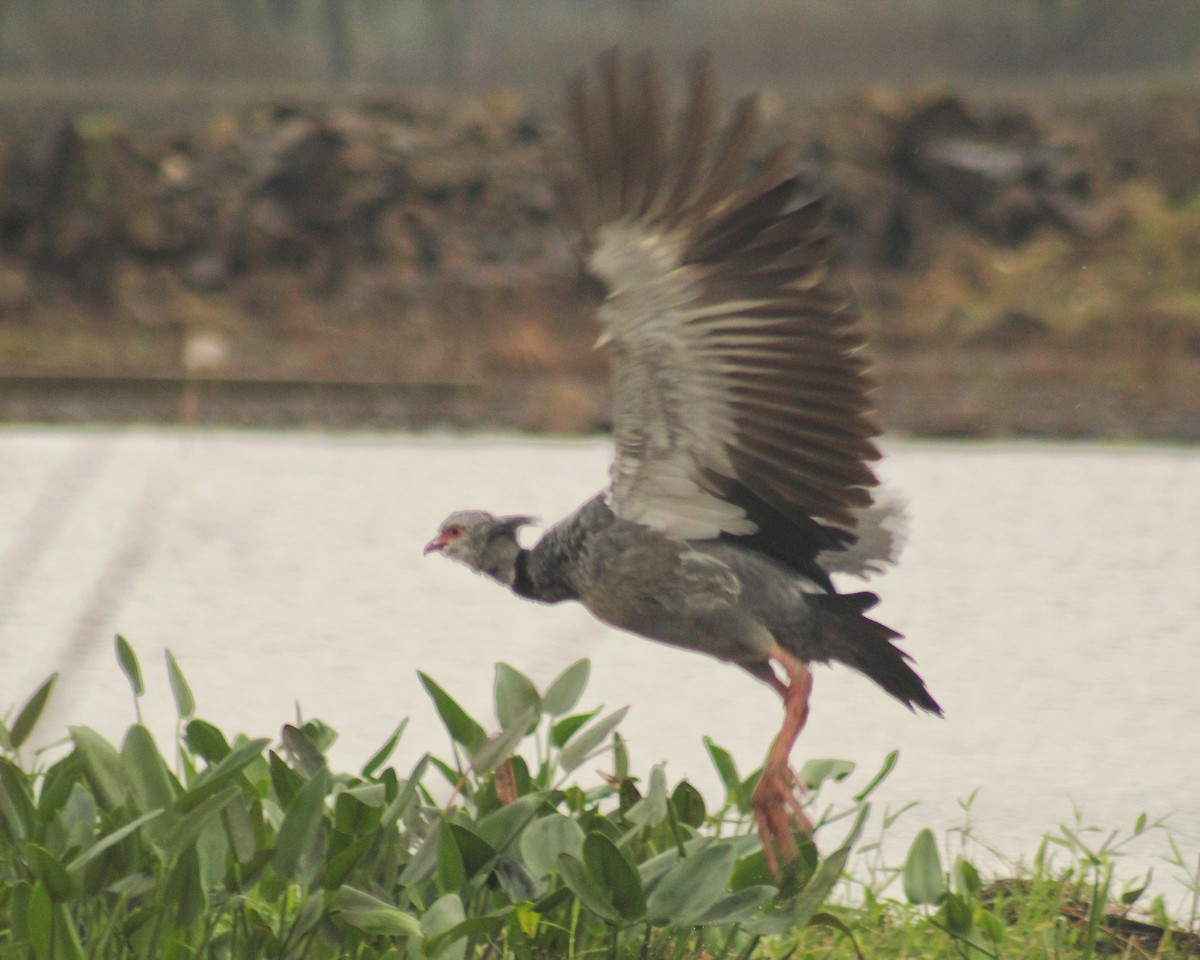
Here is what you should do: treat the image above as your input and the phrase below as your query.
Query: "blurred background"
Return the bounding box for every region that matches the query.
[0,0,1198,437]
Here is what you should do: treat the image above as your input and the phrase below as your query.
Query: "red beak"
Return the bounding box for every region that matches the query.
[423,535,446,555]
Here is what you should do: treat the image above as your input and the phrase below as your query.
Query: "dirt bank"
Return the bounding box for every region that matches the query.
[1,81,1198,439]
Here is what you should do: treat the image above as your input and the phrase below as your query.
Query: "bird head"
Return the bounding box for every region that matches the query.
[424,511,535,585]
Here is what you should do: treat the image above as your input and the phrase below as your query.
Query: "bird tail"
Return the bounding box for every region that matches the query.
[811,592,943,716]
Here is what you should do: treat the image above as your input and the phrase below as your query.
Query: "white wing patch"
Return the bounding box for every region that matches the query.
[594,222,758,540]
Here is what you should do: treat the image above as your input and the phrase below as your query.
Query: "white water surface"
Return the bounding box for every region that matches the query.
[1,427,1197,906]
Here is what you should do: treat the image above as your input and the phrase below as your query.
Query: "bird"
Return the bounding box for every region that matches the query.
[425,49,942,874]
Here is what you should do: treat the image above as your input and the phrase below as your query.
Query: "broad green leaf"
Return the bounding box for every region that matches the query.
[162,785,240,860]
[338,885,423,937]
[750,804,869,935]
[35,753,80,821]
[274,766,330,881]
[165,650,195,718]
[11,673,58,749]
[646,842,734,925]
[8,881,31,944]
[954,855,982,897]
[185,719,231,764]
[165,841,206,930]
[542,659,590,716]
[282,724,326,778]
[636,835,715,889]
[422,893,467,960]
[558,706,629,774]
[419,673,487,752]
[361,718,407,779]
[584,832,646,921]
[27,882,52,958]
[495,663,541,732]
[114,635,143,697]
[0,758,35,839]
[223,794,260,864]
[977,905,1006,944]
[792,804,871,925]
[69,727,129,809]
[436,824,467,894]
[322,833,373,889]
[24,843,77,901]
[380,754,429,828]
[519,813,584,878]
[472,705,537,776]
[270,750,303,808]
[122,724,176,813]
[475,793,543,849]
[939,891,974,935]
[60,784,98,851]
[729,846,777,893]
[798,757,855,791]
[179,737,269,812]
[67,810,163,874]
[624,763,668,828]
[333,783,385,835]
[549,708,599,749]
[692,885,776,926]
[447,822,498,878]
[557,852,622,924]
[670,780,706,828]
[703,736,746,812]
[904,828,947,905]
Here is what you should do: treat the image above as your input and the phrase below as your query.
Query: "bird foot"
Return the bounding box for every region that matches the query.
[751,764,812,877]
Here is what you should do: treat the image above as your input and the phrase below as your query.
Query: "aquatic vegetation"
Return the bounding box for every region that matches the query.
[0,639,1195,959]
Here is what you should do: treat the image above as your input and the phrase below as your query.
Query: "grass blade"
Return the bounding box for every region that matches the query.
[165,650,195,719]
[10,674,58,750]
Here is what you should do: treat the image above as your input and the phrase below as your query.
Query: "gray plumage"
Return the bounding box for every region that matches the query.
[427,50,940,858]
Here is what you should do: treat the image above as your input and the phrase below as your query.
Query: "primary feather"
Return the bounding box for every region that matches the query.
[556,50,883,579]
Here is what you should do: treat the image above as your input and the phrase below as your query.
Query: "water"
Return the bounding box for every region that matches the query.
[2,427,1198,907]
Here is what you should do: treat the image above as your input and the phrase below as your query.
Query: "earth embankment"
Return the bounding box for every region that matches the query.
[1,82,1198,438]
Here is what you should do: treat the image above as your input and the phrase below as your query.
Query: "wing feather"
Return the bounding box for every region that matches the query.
[557,50,888,573]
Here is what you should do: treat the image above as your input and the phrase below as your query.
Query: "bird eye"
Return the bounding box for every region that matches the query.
[444,524,463,539]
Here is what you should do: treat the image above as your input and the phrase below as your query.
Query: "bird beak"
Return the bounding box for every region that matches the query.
[423,535,445,555]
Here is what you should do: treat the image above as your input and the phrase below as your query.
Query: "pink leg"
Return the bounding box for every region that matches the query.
[751,645,814,876]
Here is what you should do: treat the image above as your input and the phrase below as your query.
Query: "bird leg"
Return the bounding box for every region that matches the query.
[752,645,814,877]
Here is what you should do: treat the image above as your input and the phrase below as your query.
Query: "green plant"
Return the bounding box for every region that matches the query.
[0,639,888,959]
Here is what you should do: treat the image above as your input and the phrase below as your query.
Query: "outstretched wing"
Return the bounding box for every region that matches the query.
[556,50,883,574]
